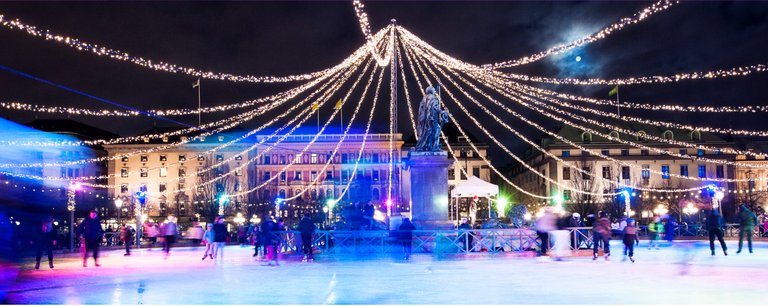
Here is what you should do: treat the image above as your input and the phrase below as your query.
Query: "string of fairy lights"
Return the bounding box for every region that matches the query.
[497,64,768,86]
[480,0,677,69]
[0,12,390,83]
[0,60,354,172]
[401,27,768,166]
[417,41,765,187]
[352,0,393,67]
[4,1,768,218]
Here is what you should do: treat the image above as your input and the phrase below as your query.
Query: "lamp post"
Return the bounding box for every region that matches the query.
[67,182,81,251]
[115,198,124,226]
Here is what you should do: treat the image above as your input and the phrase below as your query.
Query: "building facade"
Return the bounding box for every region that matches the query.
[507,124,740,220]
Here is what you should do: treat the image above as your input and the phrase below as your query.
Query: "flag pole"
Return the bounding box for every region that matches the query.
[616,86,621,118]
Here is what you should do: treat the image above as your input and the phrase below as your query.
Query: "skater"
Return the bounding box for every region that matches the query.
[162,216,178,258]
[535,207,557,257]
[705,209,727,256]
[187,221,204,246]
[592,212,612,261]
[622,218,640,262]
[252,224,262,258]
[648,216,662,250]
[77,210,103,267]
[202,223,215,260]
[737,204,758,254]
[569,213,585,249]
[663,216,677,243]
[399,218,416,261]
[363,201,375,229]
[120,224,134,256]
[261,216,279,266]
[213,217,228,261]
[35,215,56,269]
[298,214,316,262]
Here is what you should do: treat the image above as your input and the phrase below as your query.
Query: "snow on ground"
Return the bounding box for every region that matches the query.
[3,240,768,304]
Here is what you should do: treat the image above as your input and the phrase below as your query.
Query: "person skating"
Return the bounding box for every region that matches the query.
[260,217,280,266]
[648,216,663,250]
[78,210,103,267]
[298,214,316,262]
[737,204,758,254]
[622,218,640,263]
[705,209,727,256]
[535,207,557,257]
[35,215,56,269]
[399,218,416,261]
[592,212,612,261]
[162,216,178,259]
[202,223,215,260]
[121,224,134,256]
[213,217,228,261]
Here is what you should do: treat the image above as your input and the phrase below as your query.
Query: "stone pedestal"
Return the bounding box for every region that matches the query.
[406,150,454,230]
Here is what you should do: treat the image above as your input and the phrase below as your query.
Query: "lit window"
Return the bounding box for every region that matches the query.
[160,167,167,177]
[121,168,129,178]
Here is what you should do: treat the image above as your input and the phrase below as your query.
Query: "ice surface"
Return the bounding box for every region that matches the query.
[4,241,768,304]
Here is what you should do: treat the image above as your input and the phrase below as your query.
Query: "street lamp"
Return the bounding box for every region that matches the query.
[653,204,668,216]
[115,198,124,226]
[67,182,82,251]
[233,212,245,224]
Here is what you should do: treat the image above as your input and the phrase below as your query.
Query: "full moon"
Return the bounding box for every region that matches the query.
[575,56,582,62]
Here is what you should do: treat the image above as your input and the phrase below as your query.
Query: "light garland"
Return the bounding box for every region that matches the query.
[478,72,768,172]
[403,36,557,199]
[431,51,759,188]
[352,0,392,67]
[496,64,768,86]
[282,66,381,201]
[526,89,768,113]
[202,57,378,197]
[479,0,677,69]
[403,31,768,165]
[0,53,367,183]
[0,63,351,170]
[398,36,468,178]
[0,13,389,83]
[333,68,386,201]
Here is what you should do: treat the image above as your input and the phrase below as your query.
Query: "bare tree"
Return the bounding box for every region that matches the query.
[566,161,600,220]
[193,156,239,221]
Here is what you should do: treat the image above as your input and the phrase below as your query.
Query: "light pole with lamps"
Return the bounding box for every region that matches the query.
[115,198,124,226]
[67,182,82,251]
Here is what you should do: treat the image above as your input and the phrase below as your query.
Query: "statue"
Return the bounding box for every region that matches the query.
[415,85,449,152]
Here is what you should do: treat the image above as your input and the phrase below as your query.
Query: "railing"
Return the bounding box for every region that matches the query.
[265,225,765,256]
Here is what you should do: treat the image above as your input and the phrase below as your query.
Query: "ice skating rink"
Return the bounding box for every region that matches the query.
[3,240,767,304]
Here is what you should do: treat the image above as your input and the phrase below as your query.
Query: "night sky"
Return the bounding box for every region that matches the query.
[1,1,768,162]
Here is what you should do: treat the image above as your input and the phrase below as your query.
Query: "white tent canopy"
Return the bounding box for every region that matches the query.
[451,176,499,198]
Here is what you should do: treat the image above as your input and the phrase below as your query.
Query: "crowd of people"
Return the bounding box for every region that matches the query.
[21,202,764,269]
[534,203,761,263]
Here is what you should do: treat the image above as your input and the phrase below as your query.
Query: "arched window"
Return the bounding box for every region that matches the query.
[581,132,592,143]
[637,131,647,141]
[279,189,286,198]
[326,189,333,198]
[609,131,620,140]
[311,189,318,200]
[372,188,380,200]
[662,130,674,140]
[690,130,701,141]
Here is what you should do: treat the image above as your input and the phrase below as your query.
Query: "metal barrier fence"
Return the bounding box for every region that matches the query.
[267,225,765,256]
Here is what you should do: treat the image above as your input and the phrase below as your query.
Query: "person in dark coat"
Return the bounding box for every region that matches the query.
[261,216,279,266]
[592,212,612,261]
[35,215,56,269]
[737,204,758,254]
[121,224,135,256]
[705,209,728,256]
[363,202,375,229]
[399,218,416,261]
[213,216,228,261]
[77,210,103,267]
[298,214,316,262]
[663,216,677,243]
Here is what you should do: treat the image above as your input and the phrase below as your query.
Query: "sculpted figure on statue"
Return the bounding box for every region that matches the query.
[415,85,449,152]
